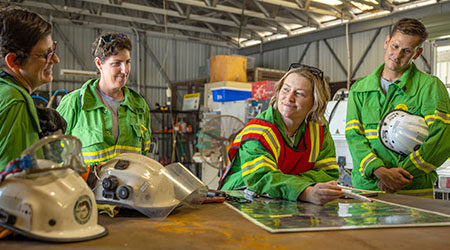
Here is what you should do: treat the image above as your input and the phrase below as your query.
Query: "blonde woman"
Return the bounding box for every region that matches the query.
[220,64,341,205]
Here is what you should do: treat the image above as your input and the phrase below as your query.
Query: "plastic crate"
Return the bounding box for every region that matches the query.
[211,87,251,102]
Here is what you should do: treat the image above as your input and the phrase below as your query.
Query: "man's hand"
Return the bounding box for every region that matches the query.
[298,181,342,205]
[377,180,396,193]
[374,167,413,192]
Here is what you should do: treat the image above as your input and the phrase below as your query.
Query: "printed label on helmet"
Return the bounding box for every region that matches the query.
[140,181,149,192]
[74,195,92,224]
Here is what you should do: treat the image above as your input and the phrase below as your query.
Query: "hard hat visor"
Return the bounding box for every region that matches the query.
[95,154,207,220]
[0,168,107,242]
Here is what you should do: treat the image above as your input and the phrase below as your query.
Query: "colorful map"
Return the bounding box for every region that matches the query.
[224,191,450,233]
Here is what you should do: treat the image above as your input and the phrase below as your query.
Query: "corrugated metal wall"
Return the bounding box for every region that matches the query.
[40,20,434,109]
[38,23,233,110]
[247,25,433,84]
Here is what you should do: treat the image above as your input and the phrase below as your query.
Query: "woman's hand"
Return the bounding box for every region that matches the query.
[298,181,342,205]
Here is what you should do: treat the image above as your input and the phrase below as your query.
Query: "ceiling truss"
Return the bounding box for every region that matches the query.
[0,0,437,48]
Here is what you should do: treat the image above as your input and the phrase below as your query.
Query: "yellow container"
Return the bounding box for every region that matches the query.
[209,55,247,83]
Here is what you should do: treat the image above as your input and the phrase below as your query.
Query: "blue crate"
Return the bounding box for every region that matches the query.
[211,87,251,102]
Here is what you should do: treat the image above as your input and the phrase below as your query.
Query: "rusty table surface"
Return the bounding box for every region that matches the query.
[1,193,450,250]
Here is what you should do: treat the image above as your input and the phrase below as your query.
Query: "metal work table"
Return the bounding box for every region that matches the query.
[1,193,450,249]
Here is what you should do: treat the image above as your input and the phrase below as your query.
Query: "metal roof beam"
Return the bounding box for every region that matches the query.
[257,0,343,18]
[9,1,247,44]
[168,0,307,25]
[238,1,450,55]
[81,0,275,32]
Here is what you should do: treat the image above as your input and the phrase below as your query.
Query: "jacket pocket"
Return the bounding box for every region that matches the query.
[361,104,380,125]
[72,127,104,148]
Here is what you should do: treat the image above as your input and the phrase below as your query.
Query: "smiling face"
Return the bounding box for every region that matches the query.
[17,34,60,91]
[96,49,131,95]
[277,73,314,126]
[383,32,422,80]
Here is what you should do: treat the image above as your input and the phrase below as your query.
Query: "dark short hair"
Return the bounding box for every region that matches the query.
[390,18,428,46]
[92,32,132,62]
[0,6,52,67]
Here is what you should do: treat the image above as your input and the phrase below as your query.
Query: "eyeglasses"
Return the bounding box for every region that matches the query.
[94,33,127,56]
[288,63,324,81]
[32,41,57,64]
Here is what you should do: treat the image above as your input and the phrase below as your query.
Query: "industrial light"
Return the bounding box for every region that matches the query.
[291,26,318,35]
[240,40,261,47]
[60,69,98,77]
[351,1,374,10]
[312,0,343,5]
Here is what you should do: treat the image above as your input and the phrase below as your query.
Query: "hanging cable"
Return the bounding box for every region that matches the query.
[31,95,49,104]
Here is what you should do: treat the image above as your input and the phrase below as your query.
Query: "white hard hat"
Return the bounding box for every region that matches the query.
[379,109,429,156]
[93,153,208,219]
[0,135,107,242]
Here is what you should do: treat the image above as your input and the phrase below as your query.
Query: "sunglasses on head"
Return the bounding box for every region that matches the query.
[94,33,127,56]
[288,63,324,81]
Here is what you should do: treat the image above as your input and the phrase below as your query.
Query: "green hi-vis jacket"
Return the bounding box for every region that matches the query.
[57,78,151,165]
[220,106,339,201]
[0,71,41,171]
[346,63,450,197]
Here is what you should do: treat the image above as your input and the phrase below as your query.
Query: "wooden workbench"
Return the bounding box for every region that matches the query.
[1,193,450,249]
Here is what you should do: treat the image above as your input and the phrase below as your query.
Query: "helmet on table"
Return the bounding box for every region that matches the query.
[93,153,208,220]
[0,135,107,242]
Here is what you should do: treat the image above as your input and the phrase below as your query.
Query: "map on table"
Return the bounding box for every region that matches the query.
[224,191,450,233]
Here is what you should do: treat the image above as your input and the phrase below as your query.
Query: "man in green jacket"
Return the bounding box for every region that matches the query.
[346,18,450,197]
[0,7,60,171]
[57,33,151,165]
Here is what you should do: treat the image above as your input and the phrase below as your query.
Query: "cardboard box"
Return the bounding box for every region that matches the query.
[252,81,276,100]
[211,87,251,102]
[209,55,247,82]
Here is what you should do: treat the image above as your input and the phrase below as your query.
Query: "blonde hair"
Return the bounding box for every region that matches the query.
[270,67,331,125]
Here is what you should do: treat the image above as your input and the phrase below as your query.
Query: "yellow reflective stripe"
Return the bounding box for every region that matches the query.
[424,114,435,126]
[309,122,320,162]
[241,155,277,177]
[82,145,116,156]
[435,110,450,124]
[345,120,363,133]
[82,145,142,164]
[83,151,118,164]
[364,128,378,139]
[359,152,376,176]
[396,188,434,198]
[410,150,436,173]
[143,139,151,151]
[234,124,281,162]
[425,110,450,126]
[314,157,338,171]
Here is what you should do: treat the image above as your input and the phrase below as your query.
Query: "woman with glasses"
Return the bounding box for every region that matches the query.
[219,64,342,205]
[57,32,151,165]
[0,7,60,171]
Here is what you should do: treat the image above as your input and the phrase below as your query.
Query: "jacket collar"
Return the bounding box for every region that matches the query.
[353,62,418,96]
[80,78,138,112]
[0,70,41,132]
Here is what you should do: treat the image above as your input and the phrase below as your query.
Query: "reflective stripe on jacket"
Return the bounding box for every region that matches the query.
[346,62,450,197]
[226,118,324,177]
[219,106,339,201]
[57,78,151,165]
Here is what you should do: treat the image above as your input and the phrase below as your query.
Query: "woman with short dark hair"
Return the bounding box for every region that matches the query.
[0,6,60,170]
[57,33,151,165]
